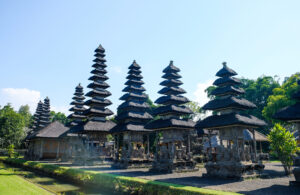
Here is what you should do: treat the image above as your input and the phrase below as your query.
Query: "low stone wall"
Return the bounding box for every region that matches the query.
[0,157,239,195]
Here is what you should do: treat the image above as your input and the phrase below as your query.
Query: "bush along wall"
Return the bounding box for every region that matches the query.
[0,157,240,195]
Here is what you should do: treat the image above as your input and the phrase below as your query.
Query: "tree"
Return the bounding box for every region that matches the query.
[183,101,203,121]
[263,73,300,123]
[18,105,32,127]
[50,111,69,125]
[268,123,300,175]
[0,104,26,148]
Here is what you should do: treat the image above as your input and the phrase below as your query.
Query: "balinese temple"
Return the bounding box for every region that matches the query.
[70,45,116,159]
[146,61,196,172]
[68,84,86,126]
[274,79,300,183]
[111,60,153,168]
[196,62,266,178]
[26,98,70,160]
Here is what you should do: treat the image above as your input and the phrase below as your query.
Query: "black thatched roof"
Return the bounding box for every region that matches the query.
[273,102,300,121]
[153,105,192,116]
[87,81,110,89]
[85,89,111,98]
[158,86,186,95]
[111,122,152,133]
[149,61,194,131]
[129,60,141,69]
[160,79,183,87]
[119,92,147,101]
[162,72,182,80]
[122,85,145,93]
[211,86,245,96]
[118,101,150,111]
[162,61,180,73]
[84,45,114,122]
[202,96,257,111]
[146,118,195,130]
[28,121,69,139]
[85,99,112,107]
[70,120,116,133]
[116,111,153,121]
[155,95,189,105]
[32,101,44,131]
[216,62,237,77]
[213,76,242,87]
[196,112,267,129]
[125,79,144,85]
[114,60,152,133]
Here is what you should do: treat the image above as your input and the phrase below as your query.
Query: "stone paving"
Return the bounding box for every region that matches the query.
[52,162,299,195]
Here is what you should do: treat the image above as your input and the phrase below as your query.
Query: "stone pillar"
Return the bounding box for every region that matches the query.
[147,134,150,155]
[251,129,257,161]
[39,139,44,159]
[188,133,191,153]
[56,141,60,159]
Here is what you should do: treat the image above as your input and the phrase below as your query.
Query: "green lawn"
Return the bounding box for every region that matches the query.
[0,168,52,195]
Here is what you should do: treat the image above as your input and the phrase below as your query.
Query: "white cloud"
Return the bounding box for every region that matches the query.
[110,66,122,74]
[193,80,214,107]
[0,88,41,114]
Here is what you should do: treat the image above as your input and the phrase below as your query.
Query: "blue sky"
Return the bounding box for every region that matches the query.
[0,0,300,114]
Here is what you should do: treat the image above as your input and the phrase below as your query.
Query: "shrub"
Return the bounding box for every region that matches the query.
[268,123,300,175]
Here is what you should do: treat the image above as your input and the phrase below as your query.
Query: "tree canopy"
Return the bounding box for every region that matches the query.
[263,73,300,123]
[0,104,26,148]
[50,111,69,125]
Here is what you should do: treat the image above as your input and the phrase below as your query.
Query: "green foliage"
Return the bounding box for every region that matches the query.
[263,73,300,123]
[1,157,239,195]
[50,111,69,125]
[18,105,32,127]
[7,144,15,158]
[183,101,203,120]
[267,123,300,175]
[0,104,26,148]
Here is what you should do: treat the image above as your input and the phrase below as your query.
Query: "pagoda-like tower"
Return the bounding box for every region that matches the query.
[112,60,153,168]
[196,62,266,178]
[68,84,86,126]
[274,79,300,183]
[32,101,44,131]
[39,97,51,129]
[70,44,116,158]
[146,61,196,173]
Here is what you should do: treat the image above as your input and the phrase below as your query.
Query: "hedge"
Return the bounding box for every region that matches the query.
[0,157,240,195]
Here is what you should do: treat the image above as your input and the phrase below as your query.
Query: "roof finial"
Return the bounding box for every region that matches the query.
[222,62,227,67]
[170,60,173,66]
[133,60,136,63]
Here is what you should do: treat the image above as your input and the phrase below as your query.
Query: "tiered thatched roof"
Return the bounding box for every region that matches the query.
[196,62,266,129]
[111,61,153,133]
[71,45,116,133]
[68,84,86,126]
[146,61,195,130]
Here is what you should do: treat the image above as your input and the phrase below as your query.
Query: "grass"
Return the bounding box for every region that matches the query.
[0,157,241,195]
[0,166,52,195]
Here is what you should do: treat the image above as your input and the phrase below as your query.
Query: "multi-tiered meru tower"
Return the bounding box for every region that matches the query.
[146,61,196,172]
[68,84,86,126]
[196,62,266,178]
[112,60,153,168]
[71,45,116,158]
[39,97,51,129]
[32,101,44,132]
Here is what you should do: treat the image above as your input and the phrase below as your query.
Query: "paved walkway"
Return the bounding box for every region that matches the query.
[52,162,300,195]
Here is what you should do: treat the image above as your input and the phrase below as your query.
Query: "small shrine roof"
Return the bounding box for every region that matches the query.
[111,122,152,133]
[273,102,300,122]
[162,61,180,73]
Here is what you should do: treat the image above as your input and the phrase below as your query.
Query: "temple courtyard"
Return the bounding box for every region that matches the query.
[41,161,299,195]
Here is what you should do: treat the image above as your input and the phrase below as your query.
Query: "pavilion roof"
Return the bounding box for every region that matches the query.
[28,121,69,139]
[111,122,152,133]
[70,120,116,133]
[196,112,267,129]
[273,102,300,122]
[202,96,257,111]
[146,118,195,130]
